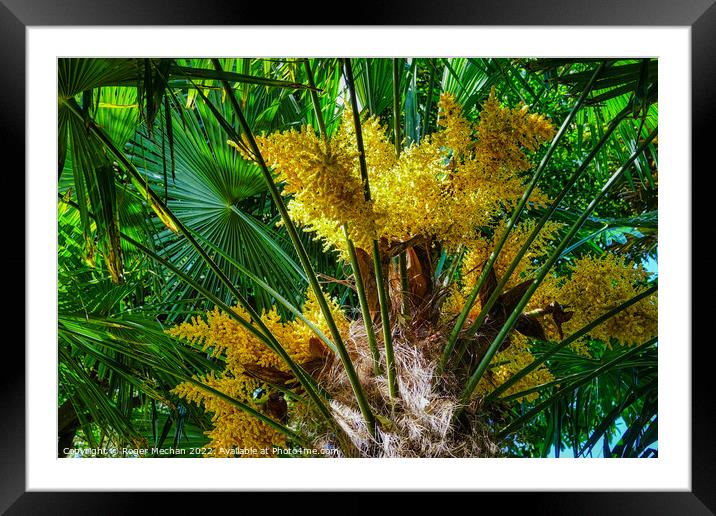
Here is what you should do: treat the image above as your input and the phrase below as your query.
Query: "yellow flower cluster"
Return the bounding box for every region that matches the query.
[531,253,658,349]
[254,122,379,250]
[462,219,563,292]
[247,90,555,256]
[372,141,459,246]
[472,91,556,167]
[444,234,656,398]
[172,373,284,457]
[433,93,473,159]
[434,91,554,246]
[441,219,562,323]
[167,289,349,456]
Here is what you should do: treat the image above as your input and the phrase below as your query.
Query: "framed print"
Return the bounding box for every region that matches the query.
[5,0,713,513]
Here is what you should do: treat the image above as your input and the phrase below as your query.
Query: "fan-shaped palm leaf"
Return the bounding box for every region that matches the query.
[127,90,306,318]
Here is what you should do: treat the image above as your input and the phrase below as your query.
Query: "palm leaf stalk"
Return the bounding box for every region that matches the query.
[498,373,592,403]
[343,58,399,401]
[170,63,320,92]
[460,103,633,343]
[209,59,378,436]
[302,59,328,140]
[458,128,658,409]
[439,61,608,372]
[422,60,437,134]
[483,284,657,404]
[393,58,411,317]
[304,58,382,375]
[120,232,331,403]
[343,226,383,375]
[497,337,657,439]
[118,232,333,400]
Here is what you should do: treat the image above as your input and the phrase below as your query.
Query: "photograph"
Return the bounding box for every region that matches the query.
[57,56,659,460]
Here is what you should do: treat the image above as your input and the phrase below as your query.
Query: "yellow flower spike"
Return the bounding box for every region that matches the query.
[252,119,378,256]
[166,288,349,456]
[461,219,564,293]
[523,253,657,353]
[551,253,658,348]
[434,93,473,159]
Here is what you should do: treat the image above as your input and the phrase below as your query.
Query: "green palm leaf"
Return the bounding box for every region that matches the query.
[127,92,306,317]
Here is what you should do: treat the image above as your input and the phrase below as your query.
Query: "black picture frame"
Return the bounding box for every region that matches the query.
[4,1,711,513]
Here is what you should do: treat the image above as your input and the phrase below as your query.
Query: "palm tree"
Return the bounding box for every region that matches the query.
[57,57,658,458]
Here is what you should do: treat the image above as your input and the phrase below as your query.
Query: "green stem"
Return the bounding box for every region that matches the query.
[210,59,377,436]
[343,225,383,375]
[483,284,657,404]
[458,128,658,408]
[344,58,399,400]
[462,104,632,341]
[190,231,337,355]
[440,246,465,289]
[498,373,586,403]
[492,59,529,105]
[303,58,381,375]
[393,58,402,155]
[423,60,437,135]
[393,58,410,317]
[303,59,328,140]
[496,337,657,439]
[439,61,607,373]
